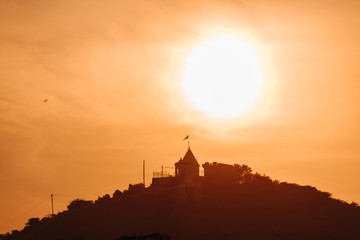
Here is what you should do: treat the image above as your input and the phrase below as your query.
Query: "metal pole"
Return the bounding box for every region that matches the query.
[143,160,145,186]
[51,194,54,216]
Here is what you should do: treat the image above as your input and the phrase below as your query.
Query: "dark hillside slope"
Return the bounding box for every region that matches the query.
[2,179,360,240]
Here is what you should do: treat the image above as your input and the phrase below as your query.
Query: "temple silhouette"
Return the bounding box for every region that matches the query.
[150,147,236,201]
[2,146,360,240]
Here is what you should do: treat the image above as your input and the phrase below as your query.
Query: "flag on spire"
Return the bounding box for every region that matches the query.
[182,135,189,141]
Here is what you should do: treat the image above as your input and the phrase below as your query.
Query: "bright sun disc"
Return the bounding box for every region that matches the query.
[182,35,265,118]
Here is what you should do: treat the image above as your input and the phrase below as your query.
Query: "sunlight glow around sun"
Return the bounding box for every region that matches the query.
[181,34,265,118]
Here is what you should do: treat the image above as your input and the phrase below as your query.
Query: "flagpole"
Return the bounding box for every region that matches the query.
[183,135,190,149]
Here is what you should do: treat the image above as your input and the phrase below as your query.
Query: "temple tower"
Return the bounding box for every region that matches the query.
[175,147,200,178]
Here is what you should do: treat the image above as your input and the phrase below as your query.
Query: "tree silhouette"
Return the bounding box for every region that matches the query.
[234,164,252,183]
[25,218,40,228]
[67,199,93,212]
[112,190,122,199]
[2,163,360,240]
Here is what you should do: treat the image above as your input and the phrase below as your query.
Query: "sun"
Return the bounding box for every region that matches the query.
[181,34,265,119]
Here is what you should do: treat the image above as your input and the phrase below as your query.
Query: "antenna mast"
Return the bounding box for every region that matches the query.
[143,160,145,186]
[50,194,54,216]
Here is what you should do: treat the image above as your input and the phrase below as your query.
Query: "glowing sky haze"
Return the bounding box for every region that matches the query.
[0,0,360,234]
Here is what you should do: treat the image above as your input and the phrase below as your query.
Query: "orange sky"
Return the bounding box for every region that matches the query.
[1,0,360,234]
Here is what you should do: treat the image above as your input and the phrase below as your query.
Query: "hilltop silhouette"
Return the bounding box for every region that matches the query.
[1,148,360,240]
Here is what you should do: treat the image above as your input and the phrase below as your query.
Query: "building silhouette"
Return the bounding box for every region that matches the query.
[175,148,199,178]
[151,147,236,201]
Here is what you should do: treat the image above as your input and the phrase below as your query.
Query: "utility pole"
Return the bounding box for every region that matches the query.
[143,160,145,186]
[50,194,54,217]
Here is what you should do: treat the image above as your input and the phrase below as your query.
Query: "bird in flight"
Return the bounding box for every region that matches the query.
[44,99,48,102]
